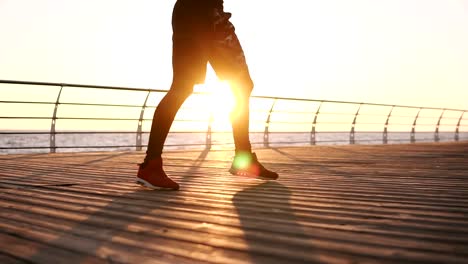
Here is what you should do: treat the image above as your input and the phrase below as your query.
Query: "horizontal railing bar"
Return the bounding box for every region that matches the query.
[261,110,313,114]
[271,121,402,125]
[0,117,51,120]
[1,100,265,112]
[0,101,55,105]
[264,139,422,144]
[270,121,385,125]
[0,79,167,93]
[1,130,462,135]
[0,131,230,135]
[256,111,466,119]
[0,146,51,150]
[0,117,210,122]
[0,131,138,135]
[396,115,460,120]
[0,100,151,109]
[348,113,391,117]
[0,142,220,150]
[315,112,357,116]
[57,102,147,108]
[2,79,467,112]
[448,116,468,120]
[253,96,464,112]
[387,114,465,120]
[0,117,139,121]
[266,121,311,124]
[269,110,348,115]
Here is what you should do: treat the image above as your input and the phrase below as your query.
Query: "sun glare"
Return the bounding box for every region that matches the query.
[194,67,235,131]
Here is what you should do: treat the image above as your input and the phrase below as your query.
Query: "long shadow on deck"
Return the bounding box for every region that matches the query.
[233,181,311,263]
[25,187,186,263]
[19,150,213,263]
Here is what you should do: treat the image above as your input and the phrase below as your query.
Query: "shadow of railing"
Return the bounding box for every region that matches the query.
[1,79,467,153]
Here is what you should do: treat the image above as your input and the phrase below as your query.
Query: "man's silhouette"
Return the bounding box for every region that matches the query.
[137,0,278,190]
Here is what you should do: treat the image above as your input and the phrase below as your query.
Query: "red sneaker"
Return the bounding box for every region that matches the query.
[136,157,179,190]
[229,152,279,180]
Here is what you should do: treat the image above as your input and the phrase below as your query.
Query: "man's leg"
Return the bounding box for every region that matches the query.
[137,0,209,189]
[145,79,194,161]
[227,71,278,180]
[229,75,254,154]
[209,10,278,180]
[138,34,206,190]
[136,80,194,190]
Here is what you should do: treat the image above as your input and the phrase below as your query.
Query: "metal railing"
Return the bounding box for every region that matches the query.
[1,79,467,153]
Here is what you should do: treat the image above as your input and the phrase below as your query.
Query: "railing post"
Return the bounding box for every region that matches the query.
[136,91,151,151]
[383,106,394,144]
[350,103,362,145]
[455,111,465,142]
[411,108,422,143]
[50,86,64,153]
[206,113,214,150]
[434,109,445,142]
[263,99,277,148]
[310,102,322,145]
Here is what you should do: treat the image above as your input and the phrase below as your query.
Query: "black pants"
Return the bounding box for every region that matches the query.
[145,2,253,160]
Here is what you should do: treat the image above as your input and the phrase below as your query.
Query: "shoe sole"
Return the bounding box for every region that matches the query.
[136,178,179,190]
[228,168,278,180]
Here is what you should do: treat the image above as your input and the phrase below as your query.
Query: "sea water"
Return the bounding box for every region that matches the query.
[1,131,466,154]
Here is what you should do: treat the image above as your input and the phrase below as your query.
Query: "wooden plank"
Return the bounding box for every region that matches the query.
[0,253,31,264]
[0,232,105,264]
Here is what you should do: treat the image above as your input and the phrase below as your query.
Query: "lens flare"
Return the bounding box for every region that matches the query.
[233,152,252,170]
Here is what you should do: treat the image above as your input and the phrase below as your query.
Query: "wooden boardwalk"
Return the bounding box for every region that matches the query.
[0,142,467,264]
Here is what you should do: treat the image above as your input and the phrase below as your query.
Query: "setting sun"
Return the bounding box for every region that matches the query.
[194,67,236,131]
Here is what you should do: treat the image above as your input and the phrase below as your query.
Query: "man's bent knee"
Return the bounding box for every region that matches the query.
[167,79,196,100]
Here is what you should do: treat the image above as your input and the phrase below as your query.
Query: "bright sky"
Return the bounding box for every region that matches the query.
[0,0,467,132]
